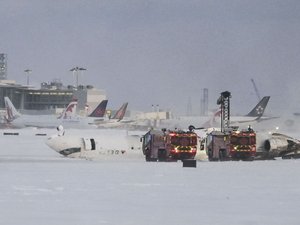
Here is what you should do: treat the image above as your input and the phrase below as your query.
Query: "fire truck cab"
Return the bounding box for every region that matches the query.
[141,129,198,161]
[229,129,256,160]
[201,128,256,161]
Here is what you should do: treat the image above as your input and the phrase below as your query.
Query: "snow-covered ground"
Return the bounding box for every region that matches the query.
[0,128,300,225]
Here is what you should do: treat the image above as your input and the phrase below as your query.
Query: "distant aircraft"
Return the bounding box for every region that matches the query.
[4,97,107,129]
[56,99,78,120]
[209,96,272,127]
[206,96,272,126]
[5,97,75,128]
[45,128,144,160]
[159,96,271,130]
[88,100,108,118]
[110,102,128,121]
[230,96,272,124]
[95,102,131,128]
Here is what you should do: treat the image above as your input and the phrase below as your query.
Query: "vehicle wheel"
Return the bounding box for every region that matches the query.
[145,155,151,162]
[244,156,254,161]
[208,149,213,161]
[219,149,227,161]
[158,149,167,161]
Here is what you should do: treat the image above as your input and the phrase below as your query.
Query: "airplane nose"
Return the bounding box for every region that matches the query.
[45,135,82,156]
[45,135,62,153]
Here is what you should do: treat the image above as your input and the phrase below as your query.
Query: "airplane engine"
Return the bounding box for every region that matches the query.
[256,132,300,159]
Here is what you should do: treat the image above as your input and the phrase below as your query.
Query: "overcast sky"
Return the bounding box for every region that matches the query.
[1,0,300,115]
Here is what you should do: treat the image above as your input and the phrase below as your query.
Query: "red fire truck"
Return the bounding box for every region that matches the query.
[201,129,256,161]
[229,130,256,160]
[200,91,256,161]
[141,129,198,161]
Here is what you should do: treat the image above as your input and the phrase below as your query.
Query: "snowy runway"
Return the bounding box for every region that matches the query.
[0,128,299,225]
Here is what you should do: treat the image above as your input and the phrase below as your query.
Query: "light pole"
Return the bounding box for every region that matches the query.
[70,66,87,88]
[24,69,32,85]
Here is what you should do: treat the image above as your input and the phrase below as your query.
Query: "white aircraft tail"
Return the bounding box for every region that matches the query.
[57,100,78,119]
[4,97,21,122]
[201,109,221,128]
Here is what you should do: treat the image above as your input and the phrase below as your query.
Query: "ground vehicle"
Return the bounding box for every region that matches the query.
[229,129,256,160]
[200,91,256,161]
[141,129,198,161]
[201,129,256,161]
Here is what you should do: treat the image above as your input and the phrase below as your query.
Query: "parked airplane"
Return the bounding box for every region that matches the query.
[95,102,131,128]
[45,127,144,160]
[230,96,272,124]
[158,96,271,130]
[206,96,272,127]
[4,97,107,129]
[56,99,78,120]
[110,102,128,121]
[88,100,108,118]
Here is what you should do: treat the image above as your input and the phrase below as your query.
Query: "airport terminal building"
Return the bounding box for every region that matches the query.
[0,79,107,115]
[0,53,107,115]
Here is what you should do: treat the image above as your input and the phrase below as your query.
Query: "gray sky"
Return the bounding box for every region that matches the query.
[1,0,300,115]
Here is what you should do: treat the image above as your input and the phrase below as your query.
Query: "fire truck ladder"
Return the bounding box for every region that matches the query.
[217,91,231,132]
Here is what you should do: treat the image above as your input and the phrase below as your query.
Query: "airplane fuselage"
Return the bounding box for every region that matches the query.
[8,114,98,129]
[46,132,144,160]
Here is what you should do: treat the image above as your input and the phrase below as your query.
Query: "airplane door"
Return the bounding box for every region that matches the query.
[83,138,96,150]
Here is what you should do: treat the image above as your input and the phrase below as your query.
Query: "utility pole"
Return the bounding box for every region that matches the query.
[200,88,208,116]
[24,69,32,85]
[70,66,87,88]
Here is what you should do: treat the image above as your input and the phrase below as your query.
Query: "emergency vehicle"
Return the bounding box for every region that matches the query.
[200,91,256,161]
[141,129,198,161]
[201,128,256,161]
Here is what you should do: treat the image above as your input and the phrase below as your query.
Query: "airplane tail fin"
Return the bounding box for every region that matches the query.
[246,96,270,117]
[201,108,221,128]
[111,102,128,122]
[4,97,21,122]
[57,100,78,119]
[88,100,108,117]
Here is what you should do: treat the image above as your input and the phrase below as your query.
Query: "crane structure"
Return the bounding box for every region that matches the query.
[217,91,231,132]
[250,78,261,101]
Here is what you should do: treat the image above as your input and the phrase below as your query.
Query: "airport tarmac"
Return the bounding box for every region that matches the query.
[0,127,299,225]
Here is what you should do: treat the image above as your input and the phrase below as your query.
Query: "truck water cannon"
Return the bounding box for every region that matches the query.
[217,91,231,132]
